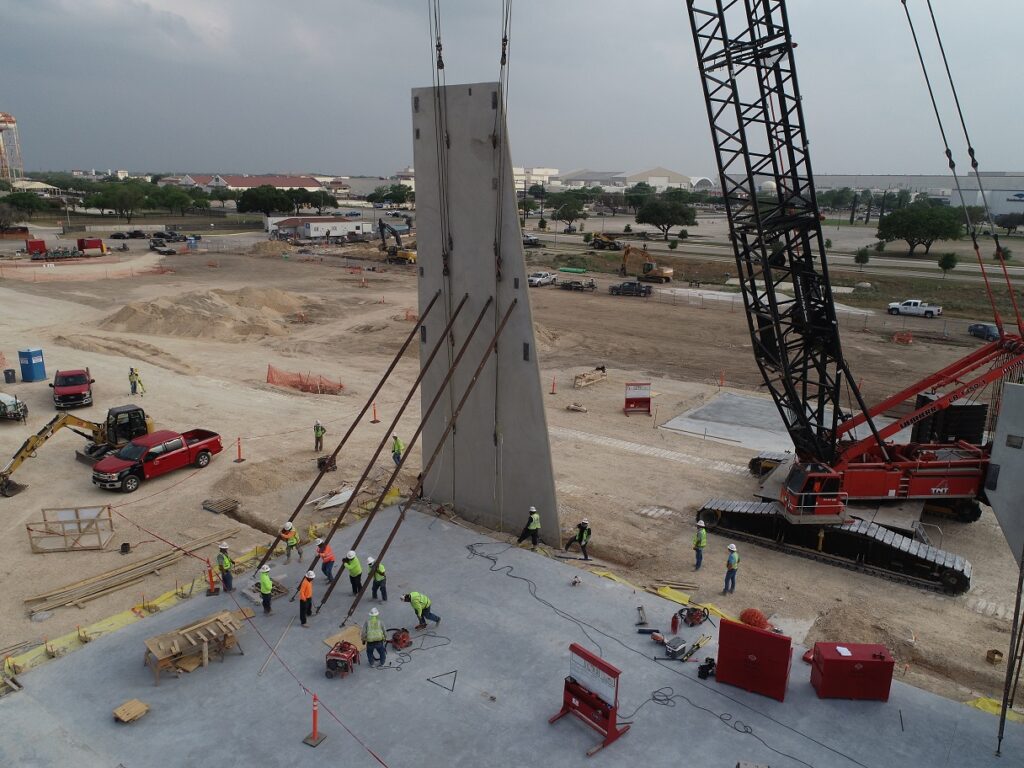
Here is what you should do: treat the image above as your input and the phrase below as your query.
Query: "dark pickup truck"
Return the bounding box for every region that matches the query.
[92,429,222,493]
[560,279,597,292]
[609,281,652,297]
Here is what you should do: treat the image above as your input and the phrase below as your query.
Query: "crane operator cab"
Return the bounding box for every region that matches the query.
[780,463,847,523]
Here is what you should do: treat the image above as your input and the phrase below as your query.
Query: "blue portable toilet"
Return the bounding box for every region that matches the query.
[18,348,46,382]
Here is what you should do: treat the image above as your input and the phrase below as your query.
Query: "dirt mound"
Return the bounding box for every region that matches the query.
[250,241,296,258]
[533,322,561,352]
[806,604,919,662]
[211,458,303,499]
[51,333,197,374]
[98,288,312,341]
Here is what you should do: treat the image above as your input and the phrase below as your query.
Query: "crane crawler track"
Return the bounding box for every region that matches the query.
[699,498,971,594]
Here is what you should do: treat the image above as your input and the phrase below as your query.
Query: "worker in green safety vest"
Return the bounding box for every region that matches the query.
[723,543,740,595]
[216,543,234,593]
[342,550,363,595]
[362,607,387,666]
[564,519,592,561]
[258,564,274,615]
[314,420,326,452]
[516,505,541,548]
[693,520,708,571]
[277,521,302,563]
[367,556,387,601]
[391,434,405,467]
[403,591,441,630]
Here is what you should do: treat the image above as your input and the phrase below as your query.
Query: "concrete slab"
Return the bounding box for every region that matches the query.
[661,391,913,452]
[2,506,1021,767]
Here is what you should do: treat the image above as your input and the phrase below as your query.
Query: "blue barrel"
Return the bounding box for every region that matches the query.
[18,348,46,382]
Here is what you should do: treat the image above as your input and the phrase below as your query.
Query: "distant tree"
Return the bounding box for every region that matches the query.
[186,186,209,202]
[623,223,632,233]
[3,192,46,218]
[964,206,986,226]
[854,247,870,271]
[824,238,832,250]
[383,184,411,205]
[874,240,886,252]
[668,239,678,250]
[624,182,655,213]
[937,252,958,277]
[150,174,165,185]
[518,198,538,217]
[286,189,311,214]
[108,182,150,222]
[308,190,338,215]
[895,189,912,208]
[208,188,237,207]
[365,186,389,204]
[553,200,587,230]
[597,192,624,215]
[635,199,696,240]
[528,184,545,198]
[191,197,211,212]
[582,232,593,243]
[995,213,1024,235]
[0,203,15,230]
[537,217,547,231]
[662,188,693,204]
[876,204,962,255]
[153,186,192,216]
[237,185,293,216]
[0,180,11,192]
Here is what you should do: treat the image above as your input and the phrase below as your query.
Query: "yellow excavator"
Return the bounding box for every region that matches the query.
[619,244,674,283]
[0,404,153,497]
[377,219,417,264]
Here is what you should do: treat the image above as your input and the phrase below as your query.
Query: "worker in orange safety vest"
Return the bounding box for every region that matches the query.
[316,538,336,581]
[299,571,315,627]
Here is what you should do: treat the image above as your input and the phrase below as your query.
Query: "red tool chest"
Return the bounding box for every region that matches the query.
[810,642,894,702]
[715,618,792,702]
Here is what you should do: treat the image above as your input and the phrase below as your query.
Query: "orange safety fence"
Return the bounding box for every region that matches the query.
[266,364,344,395]
[892,331,914,345]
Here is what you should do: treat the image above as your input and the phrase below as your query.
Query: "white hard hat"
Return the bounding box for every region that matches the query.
[369,607,379,616]
[315,538,324,546]
[306,571,315,579]
[697,521,706,528]
[259,564,270,573]
[218,542,229,549]
[347,550,356,559]
[529,505,537,512]
[283,521,294,531]
[315,420,322,425]
[367,557,375,565]
[728,543,737,551]
[580,519,589,526]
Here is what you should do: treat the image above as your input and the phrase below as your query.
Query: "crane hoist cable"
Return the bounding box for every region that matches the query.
[900,0,1006,336]
[921,0,1024,337]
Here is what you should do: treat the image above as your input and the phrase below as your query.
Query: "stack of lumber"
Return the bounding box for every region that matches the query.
[573,369,607,389]
[24,527,239,616]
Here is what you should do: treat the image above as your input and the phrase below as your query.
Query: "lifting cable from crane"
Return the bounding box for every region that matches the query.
[900,0,1019,337]
[922,0,1024,337]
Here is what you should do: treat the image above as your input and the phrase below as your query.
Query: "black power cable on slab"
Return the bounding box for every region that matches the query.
[464,541,871,768]
[371,630,451,673]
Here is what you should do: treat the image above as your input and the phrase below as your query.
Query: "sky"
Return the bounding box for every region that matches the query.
[3,0,1020,178]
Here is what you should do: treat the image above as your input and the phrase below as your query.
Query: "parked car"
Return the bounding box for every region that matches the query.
[127,230,147,239]
[344,211,361,218]
[109,232,129,239]
[523,234,541,248]
[155,246,177,255]
[92,429,223,493]
[560,279,596,292]
[968,322,1000,341]
[887,299,943,317]
[563,226,577,234]
[151,231,173,240]
[609,281,653,297]
[528,271,556,287]
[50,368,94,409]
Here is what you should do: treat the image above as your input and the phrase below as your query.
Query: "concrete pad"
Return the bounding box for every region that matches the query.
[2,506,1020,767]
[661,391,913,452]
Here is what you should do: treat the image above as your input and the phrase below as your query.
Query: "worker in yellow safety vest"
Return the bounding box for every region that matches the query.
[367,556,387,601]
[278,521,302,563]
[517,505,541,548]
[693,520,707,571]
[362,607,387,666]
[258,564,274,615]
[722,543,740,595]
[314,420,326,452]
[342,550,363,595]
[403,591,441,630]
[216,543,234,593]
[564,519,592,561]
[298,571,315,627]
[391,434,405,466]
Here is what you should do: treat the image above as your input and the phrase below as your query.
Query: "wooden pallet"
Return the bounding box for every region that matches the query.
[573,370,607,389]
[202,498,240,515]
[113,699,149,723]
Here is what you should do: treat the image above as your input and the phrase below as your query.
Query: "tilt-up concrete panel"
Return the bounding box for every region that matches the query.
[412,82,559,544]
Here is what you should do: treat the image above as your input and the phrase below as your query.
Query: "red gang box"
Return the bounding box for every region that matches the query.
[811,642,894,702]
[715,618,792,702]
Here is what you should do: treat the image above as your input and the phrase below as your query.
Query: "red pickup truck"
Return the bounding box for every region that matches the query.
[92,429,222,493]
[51,368,95,409]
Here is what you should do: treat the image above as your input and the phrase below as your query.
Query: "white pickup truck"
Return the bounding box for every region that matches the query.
[887,299,943,318]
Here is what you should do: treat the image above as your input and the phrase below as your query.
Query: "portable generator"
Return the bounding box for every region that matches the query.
[325,640,360,679]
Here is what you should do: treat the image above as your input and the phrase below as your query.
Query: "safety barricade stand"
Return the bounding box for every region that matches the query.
[549,643,629,756]
[623,382,652,416]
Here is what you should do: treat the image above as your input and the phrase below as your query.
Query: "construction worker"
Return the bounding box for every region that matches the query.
[216,542,234,593]
[299,571,315,627]
[367,556,387,601]
[517,505,541,548]
[391,434,405,467]
[723,543,740,595]
[128,368,138,396]
[342,550,363,595]
[314,420,326,452]
[278,521,302,562]
[403,591,440,630]
[362,607,387,666]
[258,565,274,615]
[693,520,708,570]
[564,519,592,560]
[316,538,335,581]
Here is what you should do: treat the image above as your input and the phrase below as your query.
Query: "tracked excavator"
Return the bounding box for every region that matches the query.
[685,0,1024,594]
[0,405,153,496]
[377,219,417,264]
